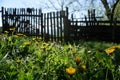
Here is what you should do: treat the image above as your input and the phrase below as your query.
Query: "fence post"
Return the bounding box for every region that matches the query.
[64,7,70,42]
[112,19,116,42]
[1,7,4,32]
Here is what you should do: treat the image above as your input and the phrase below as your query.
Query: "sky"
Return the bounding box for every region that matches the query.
[0,0,104,26]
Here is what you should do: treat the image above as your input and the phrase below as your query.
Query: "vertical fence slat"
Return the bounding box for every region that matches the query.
[53,12,56,41]
[56,11,59,41]
[47,13,49,35]
[50,12,53,41]
[34,9,39,36]
[41,12,43,38]
[30,8,32,35]
[23,9,25,34]
[1,7,3,31]
[60,11,63,41]
[43,13,46,38]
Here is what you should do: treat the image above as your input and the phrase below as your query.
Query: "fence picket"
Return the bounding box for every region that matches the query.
[53,12,56,41]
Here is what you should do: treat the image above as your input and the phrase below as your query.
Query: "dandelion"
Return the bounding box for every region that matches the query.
[32,38,36,41]
[16,33,26,37]
[105,48,115,55]
[75,57,81,65]
[42,42,47,46]
[111,46,120,49]
[13,35,18,38]
[37,37,42,40]
[24,41,31,46]
[17,33,24,36]
[41,45,46,51]
[68,45,73,51]
[41,42,47,51]
[105,46,120,55]
[9,27,15,31]
[35,41,39,45]
[16,59,22,63]
[66,67,76,75]
[80,65,86,71]
[4,31,9,34]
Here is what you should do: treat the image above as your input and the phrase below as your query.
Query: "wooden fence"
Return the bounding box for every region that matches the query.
[59,9,120,42]
[42,10,68,41]
[1,7,120,42]
[68,19,120,42]
[1,7,68,42]
[2,7,43,35]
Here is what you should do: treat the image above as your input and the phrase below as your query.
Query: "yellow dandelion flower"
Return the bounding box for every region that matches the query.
[75,57,81,65]
[41,45,47,51]
[4,31,9,34]
[66,67,76,75]
[32,38,36,41]
[16,59,22,63]
[13,35,18,38]
[23,34,26,37]
[16,33,26,37]
[17,33,24,36]
[24,41,31,46]
[69,45,72,48]
[68,45,73,50]
[116,46,120,49]
[35,41,39,45]
[9,27,15,31]
[105,47,115,55]
[80,65,86,70]
[112,46,120,49]
[42,42,47,46]
[41,46,46,49]
[38,37,42,40]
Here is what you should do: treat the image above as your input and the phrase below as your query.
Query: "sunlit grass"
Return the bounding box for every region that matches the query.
[0,34,120,80]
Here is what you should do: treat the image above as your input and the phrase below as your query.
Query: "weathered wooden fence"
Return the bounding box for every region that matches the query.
[1,7,68,42]
[67,9,120,42]
[69,20,120,42]
[42,10,68,41]
[2,7,43,35]
[1,7,120,42]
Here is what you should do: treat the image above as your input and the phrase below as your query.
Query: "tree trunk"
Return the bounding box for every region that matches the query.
[111,0,119,20]
[101,0,119,20]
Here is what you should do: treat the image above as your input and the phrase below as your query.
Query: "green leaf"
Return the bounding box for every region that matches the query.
[26,72,33,80]
[18,69,25,80]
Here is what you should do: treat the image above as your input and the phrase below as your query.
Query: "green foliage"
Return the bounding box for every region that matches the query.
[0,34,120,80]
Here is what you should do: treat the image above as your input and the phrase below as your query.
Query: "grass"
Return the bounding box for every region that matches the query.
[0,33,120,80]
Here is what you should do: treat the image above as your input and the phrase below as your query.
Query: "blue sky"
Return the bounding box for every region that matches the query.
[0,0,104,26]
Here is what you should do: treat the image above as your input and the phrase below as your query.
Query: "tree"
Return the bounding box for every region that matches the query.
[114,1,120,20]
[43,0,83,13]
[100,0,119,20]
[85,0,120,20]
[22,0,119,20]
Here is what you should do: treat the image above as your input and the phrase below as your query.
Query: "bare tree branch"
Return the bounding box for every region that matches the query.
[48,0,58,10]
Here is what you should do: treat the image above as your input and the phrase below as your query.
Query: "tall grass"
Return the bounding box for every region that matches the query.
[0,33,120,80]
